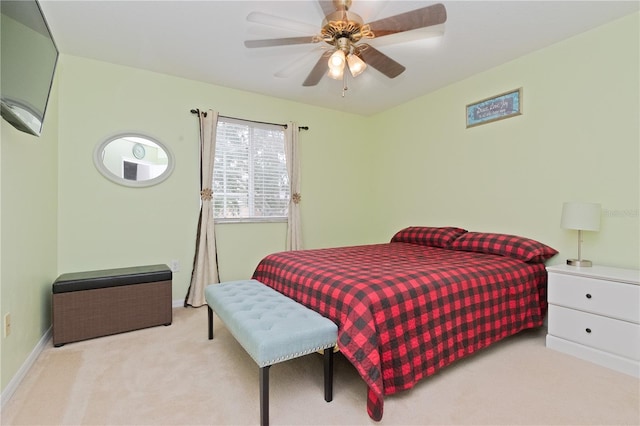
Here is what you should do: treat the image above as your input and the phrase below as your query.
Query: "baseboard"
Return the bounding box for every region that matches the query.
[1,326,52,409]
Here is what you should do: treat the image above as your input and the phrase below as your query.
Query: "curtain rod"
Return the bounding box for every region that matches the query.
[190,109,309,131]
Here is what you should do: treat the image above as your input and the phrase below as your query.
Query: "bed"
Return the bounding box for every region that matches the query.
[252,227,557,421]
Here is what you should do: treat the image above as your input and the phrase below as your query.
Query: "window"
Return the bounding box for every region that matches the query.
[213,117,289,221]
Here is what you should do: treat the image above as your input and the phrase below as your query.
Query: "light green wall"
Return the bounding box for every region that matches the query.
[56,55,377,299]
[371,12,639,269]
[0,78,59,391]
[374,14,640,268]
[2,11,638,398]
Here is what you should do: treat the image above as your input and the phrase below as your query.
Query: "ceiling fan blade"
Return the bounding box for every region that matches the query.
[369,25,444,48]
[274,48,324,78]
[303,51,332,86]
[368,3,447,38]
[244,36,318,48]
[350,0,389,23]
[318,0,339,16]
[357,44,405,79]
[247,12,319,35]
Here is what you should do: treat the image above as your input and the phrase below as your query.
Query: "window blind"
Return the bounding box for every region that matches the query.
[213,118,289,220]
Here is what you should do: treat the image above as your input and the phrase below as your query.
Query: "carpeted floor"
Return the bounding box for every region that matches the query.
[2,307,639,425]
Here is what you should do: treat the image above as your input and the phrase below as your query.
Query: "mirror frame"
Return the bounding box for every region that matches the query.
[93,133,175,188]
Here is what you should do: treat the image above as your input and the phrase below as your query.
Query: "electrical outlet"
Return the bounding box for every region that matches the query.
[4,313,11,337]
[170,260,180,273]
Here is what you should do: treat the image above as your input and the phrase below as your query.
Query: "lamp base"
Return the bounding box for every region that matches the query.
[566,259,593,267]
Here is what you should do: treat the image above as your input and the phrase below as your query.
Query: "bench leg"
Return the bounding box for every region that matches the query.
[324,348,334,402]
[208,306,214,340]
[260,365,270,426]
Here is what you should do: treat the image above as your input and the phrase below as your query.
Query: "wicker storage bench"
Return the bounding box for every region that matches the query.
[52,264,172,346]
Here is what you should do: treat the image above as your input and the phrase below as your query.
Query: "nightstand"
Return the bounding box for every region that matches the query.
[546,264,640,377]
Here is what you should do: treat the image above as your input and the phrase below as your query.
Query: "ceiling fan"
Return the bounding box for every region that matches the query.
[244,0,447,87]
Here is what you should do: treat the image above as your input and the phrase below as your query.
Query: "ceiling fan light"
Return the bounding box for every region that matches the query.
[347,54,367,77]
[328,50,346,69]
[328,65,344,80]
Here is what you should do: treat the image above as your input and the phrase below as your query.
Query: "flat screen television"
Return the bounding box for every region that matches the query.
[1,0,58,137]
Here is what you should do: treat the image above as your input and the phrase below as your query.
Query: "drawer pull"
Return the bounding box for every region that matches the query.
[585,293,592,299]
[585,328,592,334]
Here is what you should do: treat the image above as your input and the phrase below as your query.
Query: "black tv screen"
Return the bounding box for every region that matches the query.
[1,0,58,137]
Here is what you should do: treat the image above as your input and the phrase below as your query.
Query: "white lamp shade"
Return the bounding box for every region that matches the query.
[327,65,344,80]
[327,50,346,80]
[328,50,346,69]
[561,202,601,231]
[347,54,367,77]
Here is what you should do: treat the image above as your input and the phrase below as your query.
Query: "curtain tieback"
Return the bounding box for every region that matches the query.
[292,192,301,204]
[201,188,213,201]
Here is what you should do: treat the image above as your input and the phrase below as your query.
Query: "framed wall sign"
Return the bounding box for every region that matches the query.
[466,88,522,128]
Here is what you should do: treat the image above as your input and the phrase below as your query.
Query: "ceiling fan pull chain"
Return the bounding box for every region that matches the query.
[342,73,348,97]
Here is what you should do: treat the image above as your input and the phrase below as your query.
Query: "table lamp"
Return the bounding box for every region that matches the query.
[560,201,601,267]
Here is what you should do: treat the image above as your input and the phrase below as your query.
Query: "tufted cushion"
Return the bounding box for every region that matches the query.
[205,279,337,367]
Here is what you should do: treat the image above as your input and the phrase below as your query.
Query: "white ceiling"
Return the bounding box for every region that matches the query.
[39,0,639,116]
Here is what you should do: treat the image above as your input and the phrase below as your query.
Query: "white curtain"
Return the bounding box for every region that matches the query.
[185,109,220,307]
[285,122,302,250]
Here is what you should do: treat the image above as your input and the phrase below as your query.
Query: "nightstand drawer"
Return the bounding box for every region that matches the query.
[548,273,640,323]
[548,305,640,360]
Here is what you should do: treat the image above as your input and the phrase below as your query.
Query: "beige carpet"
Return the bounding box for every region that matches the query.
[2,307,638,425]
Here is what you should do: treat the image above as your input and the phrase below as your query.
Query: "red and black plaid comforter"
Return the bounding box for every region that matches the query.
[252,242,548,421]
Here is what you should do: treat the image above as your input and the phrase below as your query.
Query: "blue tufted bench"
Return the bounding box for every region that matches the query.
[205,279,337,426]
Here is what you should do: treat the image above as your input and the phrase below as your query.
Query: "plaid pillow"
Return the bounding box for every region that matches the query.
[390,226,468,248]
[449,232,558,263]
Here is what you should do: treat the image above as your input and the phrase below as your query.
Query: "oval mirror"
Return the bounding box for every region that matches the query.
[93,134,174,187]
